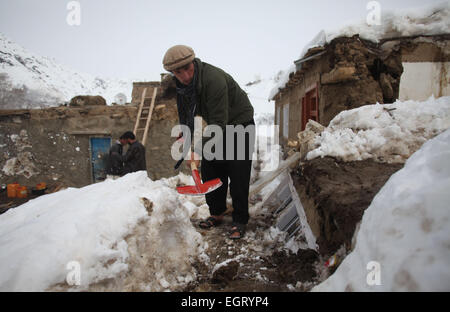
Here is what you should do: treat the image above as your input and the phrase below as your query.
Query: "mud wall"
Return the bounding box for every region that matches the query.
[0,100,186,189]
[131,82,160,105]
[292,157,403,256]
[274,35,414,142]
[275,35,450,143]
[319,37,391,127]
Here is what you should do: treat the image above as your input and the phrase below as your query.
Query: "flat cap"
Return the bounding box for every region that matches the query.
[163,45,195,71]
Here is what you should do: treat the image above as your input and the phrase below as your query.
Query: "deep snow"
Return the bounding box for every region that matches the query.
[0,172,208,291]
[306,96,450,163]
[312,128,450,291]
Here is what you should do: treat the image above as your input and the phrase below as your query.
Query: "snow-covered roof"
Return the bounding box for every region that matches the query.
[269,2,450,100]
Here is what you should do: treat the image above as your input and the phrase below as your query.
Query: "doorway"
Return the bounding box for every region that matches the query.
[89,137,111,183]
[301,83,319,131]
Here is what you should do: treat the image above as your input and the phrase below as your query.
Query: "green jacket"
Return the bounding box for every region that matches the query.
[176,58,254,157]
[193,58,254,128]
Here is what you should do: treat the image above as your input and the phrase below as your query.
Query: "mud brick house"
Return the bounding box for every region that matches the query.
[271,34,450,144]
[0,76,183,189]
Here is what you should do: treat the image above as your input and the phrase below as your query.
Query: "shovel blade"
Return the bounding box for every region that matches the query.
[176,178,223,196]
[176,185,202,196]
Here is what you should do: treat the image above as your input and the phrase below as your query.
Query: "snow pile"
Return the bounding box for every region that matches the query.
[306,96,450,163]
[0,32,133,108]
[0,171,208,291]
[313,128,450,291]
[270,2,450,99]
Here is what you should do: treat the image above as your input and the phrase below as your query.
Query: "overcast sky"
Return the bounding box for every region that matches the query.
[0,0,444,85]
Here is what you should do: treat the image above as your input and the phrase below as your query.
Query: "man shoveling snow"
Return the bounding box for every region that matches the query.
[162,45,255,240]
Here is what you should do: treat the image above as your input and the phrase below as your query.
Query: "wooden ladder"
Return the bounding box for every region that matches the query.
[133,87,158,146]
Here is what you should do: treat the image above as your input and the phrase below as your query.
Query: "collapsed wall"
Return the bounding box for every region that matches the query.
[318,35,403,127]
[291,157,403,256]
[289,94,450,257]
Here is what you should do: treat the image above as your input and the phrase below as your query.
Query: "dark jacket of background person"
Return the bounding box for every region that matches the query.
[106,141,124,176]
[122,141,147,174]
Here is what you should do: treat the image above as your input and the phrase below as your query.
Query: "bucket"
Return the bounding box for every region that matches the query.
[7,183,19,198]
[16,186,28,198]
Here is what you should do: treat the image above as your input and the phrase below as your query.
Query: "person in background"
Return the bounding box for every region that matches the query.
[120,131,147,175]
[106,135,128,179]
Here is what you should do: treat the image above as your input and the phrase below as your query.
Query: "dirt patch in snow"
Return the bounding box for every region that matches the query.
[184,213,322,292]
[292,156,403,257]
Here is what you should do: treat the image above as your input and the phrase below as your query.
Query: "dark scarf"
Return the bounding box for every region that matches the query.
[175,61,199,138]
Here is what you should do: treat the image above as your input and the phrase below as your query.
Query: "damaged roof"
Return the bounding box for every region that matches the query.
[270,2,450,100]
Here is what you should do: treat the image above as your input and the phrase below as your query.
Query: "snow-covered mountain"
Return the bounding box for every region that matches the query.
[0,32,133,109]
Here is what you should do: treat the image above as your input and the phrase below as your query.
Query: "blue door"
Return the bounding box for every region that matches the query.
[90,137,111,182]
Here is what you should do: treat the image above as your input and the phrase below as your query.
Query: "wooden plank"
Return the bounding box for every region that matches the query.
[141,87,158,146]
[249,152,300,197]
[133,88,148,135]
[69,130,111,135]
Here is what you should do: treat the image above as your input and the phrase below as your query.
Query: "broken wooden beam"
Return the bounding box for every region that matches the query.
[249,152,301,197]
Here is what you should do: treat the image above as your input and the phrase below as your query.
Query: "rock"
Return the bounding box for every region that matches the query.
[69,95,107,107]
[383,55,403,77]
[297,120,325,160]
[211,260,239,284]
[160,74,176,99]
[305,120,325,134]
[379,73,394,102]
[155,104,166,111]
[321,66,357,85]
[140,197,153,215]
[287,140,299,148]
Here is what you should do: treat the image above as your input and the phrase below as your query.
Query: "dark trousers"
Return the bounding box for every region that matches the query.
[200,120,255,225]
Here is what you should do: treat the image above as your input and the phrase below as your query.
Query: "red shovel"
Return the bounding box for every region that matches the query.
[176,161,223,196]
